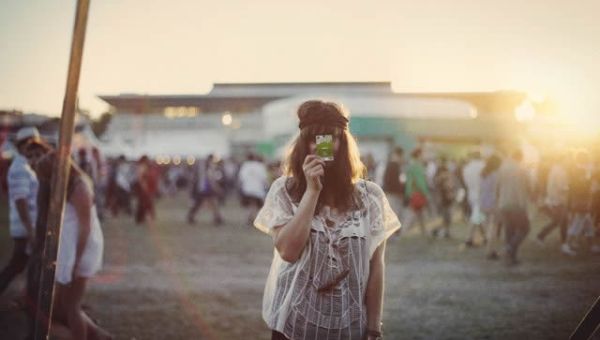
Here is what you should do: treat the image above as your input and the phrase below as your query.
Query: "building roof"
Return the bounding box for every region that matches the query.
[98,82,554,117]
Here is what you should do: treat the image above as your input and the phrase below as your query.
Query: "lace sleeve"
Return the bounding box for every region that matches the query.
[365,181,401,257]
[254,177,294,236]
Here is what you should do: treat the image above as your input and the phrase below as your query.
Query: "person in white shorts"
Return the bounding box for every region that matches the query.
[23,140,112,340]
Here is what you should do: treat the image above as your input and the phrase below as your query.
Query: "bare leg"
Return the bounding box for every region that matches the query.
[206,197,223,225]
[187,198,203,224]
[486,215,500,258]
[64,278,113,340]
[64,278,88,339]
[417,210,427,236]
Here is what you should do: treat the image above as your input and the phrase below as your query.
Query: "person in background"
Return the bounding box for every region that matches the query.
[223,157,240,200]
[188,154,224,226]
[77,148,95,180]
[496,148,530,266]
[215,158,227,205]
[480,154,502,259]
[382,146,405,226]
[455,159,471,222]
[0,127,40,296]
[108,155,132,217]
[91,147,107,221]
[255,100,399,340]
[23,140,112,340]
[238,152,269,226]
[134,155,156,225]
[363,153,377,181]
[535,152,569,250]
[462,151,487,247]
[425,156,438,217]
[562,150,594,256]
[402,148,430,237]
[431,156,455,239]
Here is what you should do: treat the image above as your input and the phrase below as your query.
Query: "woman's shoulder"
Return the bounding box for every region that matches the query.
[268,176,292,194]
[270,175,289,187]
[356,179,385,199]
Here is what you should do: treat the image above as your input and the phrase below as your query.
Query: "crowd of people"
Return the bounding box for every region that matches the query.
[377,144,600,265]
[1,115,598,338]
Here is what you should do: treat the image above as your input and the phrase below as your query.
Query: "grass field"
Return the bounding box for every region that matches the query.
[1,193,599,340]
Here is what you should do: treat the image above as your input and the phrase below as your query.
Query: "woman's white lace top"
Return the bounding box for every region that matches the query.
[254,177,401,340]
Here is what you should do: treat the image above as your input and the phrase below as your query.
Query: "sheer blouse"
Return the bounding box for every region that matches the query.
[255,177,401,340]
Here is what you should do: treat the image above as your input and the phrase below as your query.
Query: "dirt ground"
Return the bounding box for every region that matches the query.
[1,193,599,340]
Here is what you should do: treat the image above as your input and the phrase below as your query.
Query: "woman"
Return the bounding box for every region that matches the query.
[23,140,112,340]
[254,100,400,340]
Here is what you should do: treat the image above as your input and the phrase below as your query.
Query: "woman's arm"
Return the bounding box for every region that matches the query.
[271,155,324,263]
[366,240,386,336]
[272,189,319,263]
[70,180,93,268]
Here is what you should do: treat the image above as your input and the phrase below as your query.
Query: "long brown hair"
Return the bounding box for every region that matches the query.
[283,100,366,213]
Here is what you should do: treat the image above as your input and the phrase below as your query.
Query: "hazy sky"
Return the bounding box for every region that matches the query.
[1,0,599,118]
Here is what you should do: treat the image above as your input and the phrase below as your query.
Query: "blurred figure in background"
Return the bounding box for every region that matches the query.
[223,157,240,200]
[562,150,594,256]
[238,152,269,226]
[535,152,569,250]
[362,153,377,180]
[480,154,502,259]
[108,155,132,217]
[382,146,405,226]
[431,156,455,239]
[0,127,39,296]
[77,148,95,180]
[134,155,156,225]
[403,148,430,236]
[462,151,486,247]
[455,159,471,222]
[497,149,530,266]
[23,140,112,340]
[188,154,224,226]
[91,147,107,221]
[215,158,227,205]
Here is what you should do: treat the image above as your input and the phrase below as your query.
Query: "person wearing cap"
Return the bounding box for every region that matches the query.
[254,100,400,340]
[0,127,40,295]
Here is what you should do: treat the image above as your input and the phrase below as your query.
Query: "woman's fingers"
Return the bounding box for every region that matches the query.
[312,168,324,177]
[305,162,324,176]
[303,157,325,173]
[304,155,325,167]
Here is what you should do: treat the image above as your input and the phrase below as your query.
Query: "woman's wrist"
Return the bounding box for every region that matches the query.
[366,328,383,340]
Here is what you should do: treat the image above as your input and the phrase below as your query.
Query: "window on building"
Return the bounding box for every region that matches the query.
[164,106,200,118]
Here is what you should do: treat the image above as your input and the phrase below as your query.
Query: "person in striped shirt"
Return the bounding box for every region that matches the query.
[0,127,40,295]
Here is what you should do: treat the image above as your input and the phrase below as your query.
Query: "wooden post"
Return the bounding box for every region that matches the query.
[570,296,600,340]
[33,0,91,339]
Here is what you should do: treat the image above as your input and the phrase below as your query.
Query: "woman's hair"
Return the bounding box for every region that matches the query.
[481,154,502,178]
[282,100,365,213]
